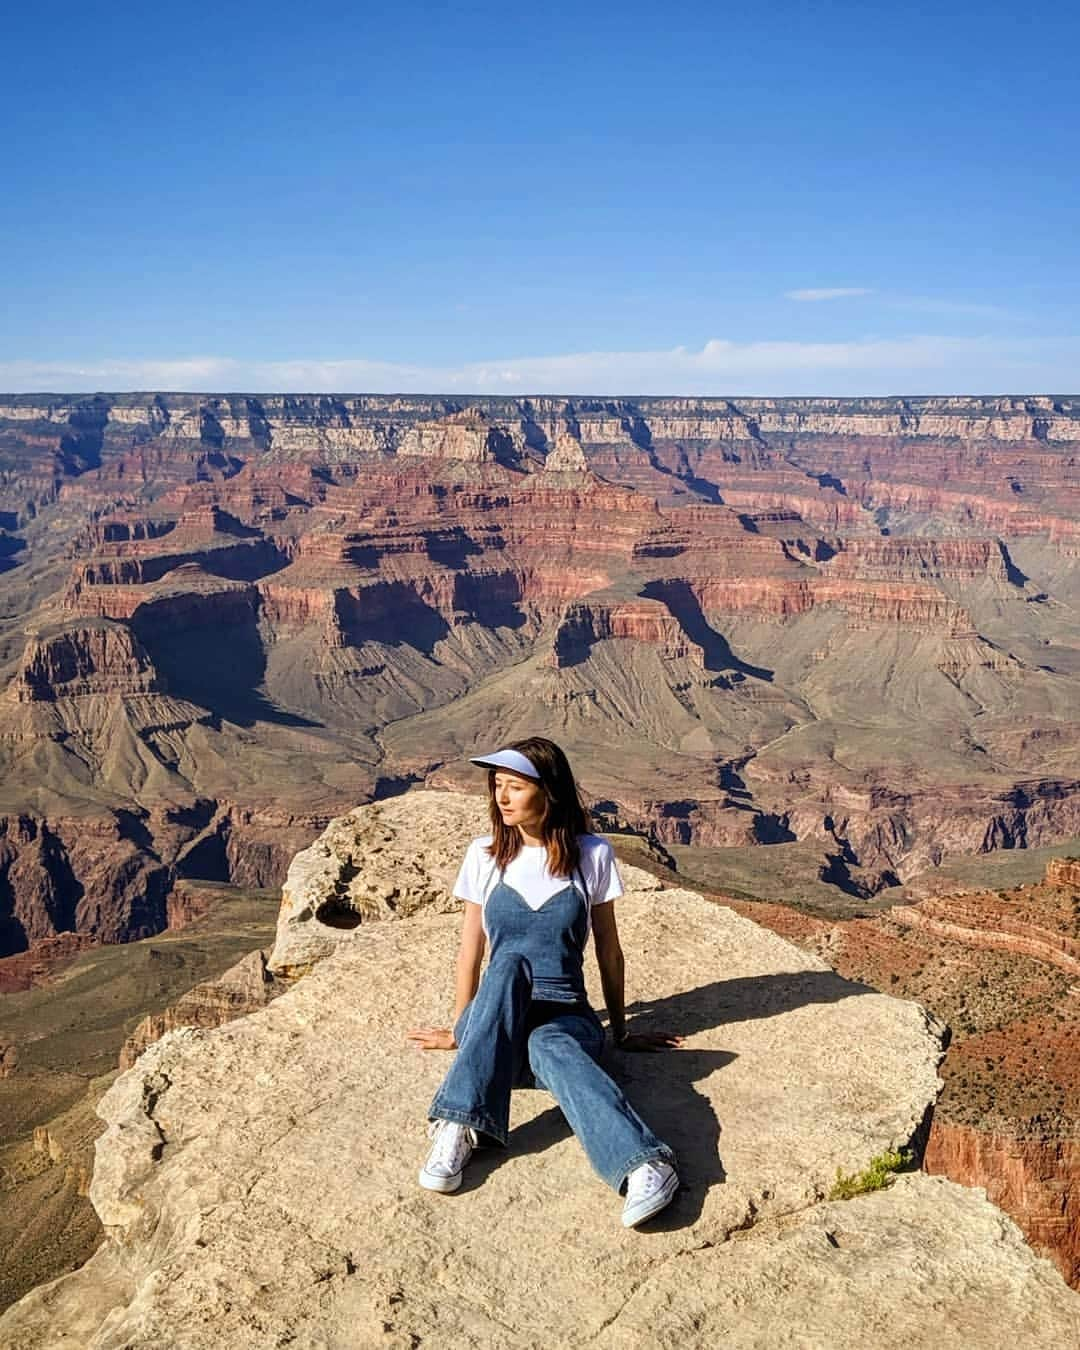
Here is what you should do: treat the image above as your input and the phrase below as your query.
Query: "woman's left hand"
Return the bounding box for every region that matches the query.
[617,1029,684,1052]
[406,1027,457,1051]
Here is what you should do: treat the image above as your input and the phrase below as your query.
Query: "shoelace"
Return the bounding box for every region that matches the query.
[627,1162,671,1199]
[427,1120,473,1171]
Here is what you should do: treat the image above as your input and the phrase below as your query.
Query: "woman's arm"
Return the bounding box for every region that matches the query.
[591,901,627,1043]
[592,901,684,1052]
[452,901,486,1020]
[406,901,486,1051]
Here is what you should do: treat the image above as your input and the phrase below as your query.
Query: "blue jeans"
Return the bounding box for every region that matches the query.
[428,951,676,1193]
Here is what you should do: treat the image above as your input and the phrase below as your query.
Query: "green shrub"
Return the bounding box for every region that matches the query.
[828,1148,913,1201]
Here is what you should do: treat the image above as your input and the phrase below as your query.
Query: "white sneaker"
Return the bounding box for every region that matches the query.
[419,1119,477,1193]
[622,1160,679,1228]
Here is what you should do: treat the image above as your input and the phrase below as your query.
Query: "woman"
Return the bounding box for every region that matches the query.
[407,736,682,1228]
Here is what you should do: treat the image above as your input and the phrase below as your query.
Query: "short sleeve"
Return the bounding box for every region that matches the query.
[590,839,624,905]
[451,839,483,904]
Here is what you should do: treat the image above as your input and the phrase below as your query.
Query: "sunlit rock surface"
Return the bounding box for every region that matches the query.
[3,795,1077,1347]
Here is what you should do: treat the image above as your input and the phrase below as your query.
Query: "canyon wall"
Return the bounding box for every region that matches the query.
[924,1125,1080,1288]
[1,391,1078,959]
[730,855,1080,1288]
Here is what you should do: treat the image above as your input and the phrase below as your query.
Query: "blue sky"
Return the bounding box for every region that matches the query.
[3,0,1078,395]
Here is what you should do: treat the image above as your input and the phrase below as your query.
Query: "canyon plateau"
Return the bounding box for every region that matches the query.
[2,391,1080,1330]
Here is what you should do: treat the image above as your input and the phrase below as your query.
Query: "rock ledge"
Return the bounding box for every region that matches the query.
[2,792,1078,1348]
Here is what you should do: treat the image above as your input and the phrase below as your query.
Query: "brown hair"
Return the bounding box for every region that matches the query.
[483,737,592,877]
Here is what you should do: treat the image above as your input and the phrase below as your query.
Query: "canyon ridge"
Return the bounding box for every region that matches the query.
[2,392,1079,954]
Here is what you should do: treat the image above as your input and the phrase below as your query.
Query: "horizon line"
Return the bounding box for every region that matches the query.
[2,389,1078,402]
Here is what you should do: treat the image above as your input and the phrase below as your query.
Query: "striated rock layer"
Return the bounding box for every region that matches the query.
[924,1125,1080,1289]
[1,392,1080,956]
[117,948,288,1071]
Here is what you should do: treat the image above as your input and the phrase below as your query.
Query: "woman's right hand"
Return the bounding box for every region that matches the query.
[406,1027,457,1051]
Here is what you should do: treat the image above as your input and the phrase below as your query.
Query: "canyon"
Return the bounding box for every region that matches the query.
[724,854,1080,1287]
[1,391,1078,959]
[3,797,1080,1320]
[0,880,280,1313]
[2,391,1079,1317]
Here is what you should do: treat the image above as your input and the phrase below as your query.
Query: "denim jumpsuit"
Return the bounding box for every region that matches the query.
[428,863,676,1193]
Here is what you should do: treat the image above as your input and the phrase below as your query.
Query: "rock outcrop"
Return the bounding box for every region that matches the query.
[727,854,1080,1290]
[269,791,486,978]
[118,948,288,1070]
[10,621,164,702]
[1047,855,1080,888]
[3,792,1078,1347]
[924,1125,1080,1290]
[0,932,98,992]
[889,894,1080,977]
[0,814,174,958]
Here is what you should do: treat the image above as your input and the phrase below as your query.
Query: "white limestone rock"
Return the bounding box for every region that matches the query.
[3,794,1077,1348]
[267,790,661,978]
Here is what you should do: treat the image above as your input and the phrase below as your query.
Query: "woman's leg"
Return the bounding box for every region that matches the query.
[428,952,533,1145]
[526,1007,676,1193]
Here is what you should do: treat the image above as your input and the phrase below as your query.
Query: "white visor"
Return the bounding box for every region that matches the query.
[468,748,540,780]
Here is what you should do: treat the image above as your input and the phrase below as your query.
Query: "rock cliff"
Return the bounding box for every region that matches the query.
[117,948,288,1070]
[924,1125,1080,1289]
[2,792,1078,1347]
[727,854,1080,1289]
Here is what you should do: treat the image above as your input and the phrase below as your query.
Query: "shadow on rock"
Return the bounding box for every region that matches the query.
[625,969,875,1033]
[465,1046,736,1229]
[465,970,874,1228]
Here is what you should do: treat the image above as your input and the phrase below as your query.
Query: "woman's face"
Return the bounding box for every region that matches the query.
[493,771,546,831]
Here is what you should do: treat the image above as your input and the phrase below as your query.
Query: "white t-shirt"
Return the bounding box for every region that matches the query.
[452,833,624,936]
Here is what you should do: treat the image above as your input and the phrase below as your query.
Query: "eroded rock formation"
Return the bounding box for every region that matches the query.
[3,792,1078,1347]
[1,392,1079,958]
[118,948,288,1070]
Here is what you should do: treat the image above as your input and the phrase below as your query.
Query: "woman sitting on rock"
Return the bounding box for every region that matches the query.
[407,736,682,1227]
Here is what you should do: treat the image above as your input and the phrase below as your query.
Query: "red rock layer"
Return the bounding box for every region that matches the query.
[890,896,1080,977]
[10,622,163,701]
[923,1124,1080,1287]
[216,801,336,889]
[689,576,973,630]
[165,882,217,930]
[820,537,1009,582]
[0,814,173,955]
[1046,857,1080,888]
[1,392,1079,956]
[0,932,99,992]
[548,598,705,667]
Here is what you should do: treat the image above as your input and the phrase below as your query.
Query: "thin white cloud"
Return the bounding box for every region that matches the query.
[2,334,1078,397]
[784,287,875,302]
[786,289,1019,320]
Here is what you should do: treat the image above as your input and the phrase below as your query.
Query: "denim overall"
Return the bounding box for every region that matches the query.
[428,863,676,1193]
